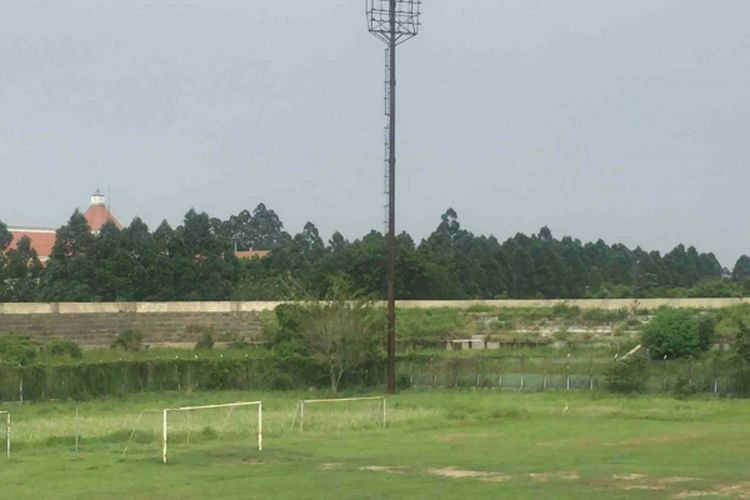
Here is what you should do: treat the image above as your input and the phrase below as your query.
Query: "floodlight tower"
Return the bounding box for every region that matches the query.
[367,0,421,394]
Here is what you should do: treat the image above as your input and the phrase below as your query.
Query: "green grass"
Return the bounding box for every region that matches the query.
[1,390,749,499]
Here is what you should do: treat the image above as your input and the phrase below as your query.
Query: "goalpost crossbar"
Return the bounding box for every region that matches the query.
[0,411,9,459]
[301,396,385,405]
[296,397,386,432]
[169,401,262,412]
[161,401,262,464]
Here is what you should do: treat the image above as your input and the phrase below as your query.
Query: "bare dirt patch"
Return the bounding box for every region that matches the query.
[320,463,343,471]
[424,467,511,482]
[623,485,667,491]
[612,473,648,481]
[529,471,580,482]
[607,473,705,494]
[360,465,410,474]
[672,482,750,499]
[602,432,710,448]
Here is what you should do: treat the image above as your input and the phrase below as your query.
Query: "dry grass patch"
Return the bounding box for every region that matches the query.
[672,482,750,499]
[529,471,580,482]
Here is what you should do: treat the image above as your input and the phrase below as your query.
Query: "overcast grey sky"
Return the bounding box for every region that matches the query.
[1,0,748,267]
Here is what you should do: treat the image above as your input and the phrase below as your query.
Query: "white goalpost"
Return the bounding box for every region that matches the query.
[0,411,9,459]
[121,401,263,464]
[294,396,386,432]
[161,401,262,464]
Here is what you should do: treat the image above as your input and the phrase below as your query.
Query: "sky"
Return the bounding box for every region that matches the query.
[1,0,749,268]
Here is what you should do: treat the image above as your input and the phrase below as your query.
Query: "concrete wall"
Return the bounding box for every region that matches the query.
[396,298,750,310]
[0,298,747,347]
[0,306,265,348]
[1,297,748,316]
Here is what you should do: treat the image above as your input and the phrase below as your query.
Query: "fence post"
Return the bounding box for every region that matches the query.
[589,355,594,391]
[162,409,168,464]
[566,354,571,391]
[75,407,80,452]
[19,369,23,403]
[713,358,719,395]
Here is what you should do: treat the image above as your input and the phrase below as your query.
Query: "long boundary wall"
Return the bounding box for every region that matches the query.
[1,297,748,315]
[0,298,747,347]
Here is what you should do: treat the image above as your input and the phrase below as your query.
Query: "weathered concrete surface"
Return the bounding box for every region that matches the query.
[1,298,747,316]
[0,298,746,347]
[396,298,750,310]
[0,309,263,347]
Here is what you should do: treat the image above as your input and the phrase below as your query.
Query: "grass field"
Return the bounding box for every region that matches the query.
[1,390,749,499]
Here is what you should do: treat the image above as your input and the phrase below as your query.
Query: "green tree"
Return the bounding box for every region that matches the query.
[733,255,750,282]
[42,210,98,301]
[0,220,11,251]
[299,278,383,391]
[642,307,714,359]
[2,236,43,301]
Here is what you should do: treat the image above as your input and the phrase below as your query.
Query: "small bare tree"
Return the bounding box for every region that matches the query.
[301,279,382,391]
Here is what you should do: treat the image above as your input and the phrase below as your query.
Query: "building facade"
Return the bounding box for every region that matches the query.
[7,190,120,263]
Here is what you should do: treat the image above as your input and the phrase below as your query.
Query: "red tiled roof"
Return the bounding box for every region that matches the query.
[235,250,270,260]
[84,204,122,232]
[7,228,57,261]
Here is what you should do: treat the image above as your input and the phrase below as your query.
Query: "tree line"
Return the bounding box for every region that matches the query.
[1,204,749,302]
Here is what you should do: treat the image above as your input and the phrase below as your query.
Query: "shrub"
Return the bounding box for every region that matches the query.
[673,376,702,399]
[642,307,714,360]
[582,308,628,324]
[0,333,40,365]
[552,303,581,319]
[111,330,143,352]
[729,306,750,394]
[605,354,647,393]
[45,339,83,359]
[195,332,214,350]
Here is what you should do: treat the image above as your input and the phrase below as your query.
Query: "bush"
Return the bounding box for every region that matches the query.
[582,308,628,324]
[605,354,647,393]
[195,332,214,350]
[45,339,83,359]
[642,307,714,360]
[111,330,143,352]
[552,304,581,319]
[673,376,702,399]
[0,333,40,365]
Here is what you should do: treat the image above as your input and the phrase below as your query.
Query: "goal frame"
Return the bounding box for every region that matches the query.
[162,401,262,464]
[0,411,9,458]
[295,396,386,432]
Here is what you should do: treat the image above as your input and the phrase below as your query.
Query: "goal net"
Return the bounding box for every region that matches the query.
[293,396,386,432]
[122,401,262,464]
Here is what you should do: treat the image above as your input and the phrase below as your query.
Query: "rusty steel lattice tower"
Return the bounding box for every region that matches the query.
[367,0,421,394]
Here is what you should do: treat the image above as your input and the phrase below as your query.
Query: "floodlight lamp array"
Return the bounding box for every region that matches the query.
[367,0,421,45]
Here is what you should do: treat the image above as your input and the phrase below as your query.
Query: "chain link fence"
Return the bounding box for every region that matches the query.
[398,355,745,395]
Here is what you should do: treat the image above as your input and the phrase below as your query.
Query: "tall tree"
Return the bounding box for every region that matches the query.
[733,255,750,282]
[43,210,98,301]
